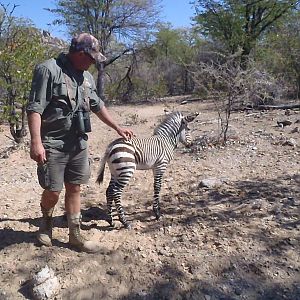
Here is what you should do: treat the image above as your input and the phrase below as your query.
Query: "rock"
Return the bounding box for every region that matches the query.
[0,290,7,300]
[277,120,293,127]
[106,267,118,276]
[250,199,264,210]
[282,138,297,147]
[31,265,60,300]
[234,287,242,295]
[198,178,225,189]
[284,109,291,116]
[138,290,148,297]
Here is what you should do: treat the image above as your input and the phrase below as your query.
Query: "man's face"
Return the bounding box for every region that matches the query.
[71,51,95,71]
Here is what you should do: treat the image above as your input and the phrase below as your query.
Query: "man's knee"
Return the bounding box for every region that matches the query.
[65,182,81,194]
[41,190,60,208]
[43,189,60,199]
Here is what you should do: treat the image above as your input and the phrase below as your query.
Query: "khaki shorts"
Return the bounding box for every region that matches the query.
[37,147,90,191]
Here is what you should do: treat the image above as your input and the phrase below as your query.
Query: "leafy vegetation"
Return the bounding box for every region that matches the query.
[192,0,298,67]
[0,4,49,142]
[46,0,161,98]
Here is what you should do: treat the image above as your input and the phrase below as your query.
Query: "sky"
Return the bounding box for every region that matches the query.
[0,0,195,40]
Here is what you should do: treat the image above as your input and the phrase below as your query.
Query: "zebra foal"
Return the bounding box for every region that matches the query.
[96,111,199,228]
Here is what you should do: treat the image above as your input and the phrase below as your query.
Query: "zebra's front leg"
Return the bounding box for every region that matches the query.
[152,166,166,220]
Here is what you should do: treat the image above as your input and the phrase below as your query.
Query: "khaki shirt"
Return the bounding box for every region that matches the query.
[27,53,104,151]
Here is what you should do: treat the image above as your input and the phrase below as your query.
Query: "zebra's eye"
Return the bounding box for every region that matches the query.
[182,119,188,126]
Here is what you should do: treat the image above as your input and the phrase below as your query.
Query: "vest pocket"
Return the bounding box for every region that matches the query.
[42,106,73,137]
[52,82,68,98]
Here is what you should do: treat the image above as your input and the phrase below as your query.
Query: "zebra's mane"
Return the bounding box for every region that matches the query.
[153,111,183,137]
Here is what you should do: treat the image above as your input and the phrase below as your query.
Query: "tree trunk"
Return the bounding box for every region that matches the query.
[241,44,251,70]
[183,68,189,94]
[297,74,300,100]
[257,103,300,110]
[96,62,105,100]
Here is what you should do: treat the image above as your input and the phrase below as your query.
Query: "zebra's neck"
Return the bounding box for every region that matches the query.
[154,132,179,149]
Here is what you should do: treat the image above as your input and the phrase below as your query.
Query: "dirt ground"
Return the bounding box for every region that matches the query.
[0,99,299,300]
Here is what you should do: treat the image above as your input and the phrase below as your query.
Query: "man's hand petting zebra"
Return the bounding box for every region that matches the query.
[97,111,199,229]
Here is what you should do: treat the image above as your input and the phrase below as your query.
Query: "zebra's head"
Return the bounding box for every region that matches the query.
[178,112,199,147]
[154,111,199,147]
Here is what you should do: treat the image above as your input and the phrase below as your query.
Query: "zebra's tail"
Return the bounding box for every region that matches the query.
[96,150,109,184]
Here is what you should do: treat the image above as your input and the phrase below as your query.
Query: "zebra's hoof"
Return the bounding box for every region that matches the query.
[107,220,115,227]
[124,223,131,230]
[154,211,161,220]
[155,212,164,220]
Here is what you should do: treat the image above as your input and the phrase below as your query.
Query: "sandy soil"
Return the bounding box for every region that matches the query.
[0,99,299,300]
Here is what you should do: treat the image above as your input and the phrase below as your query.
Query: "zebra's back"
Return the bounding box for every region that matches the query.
[107,136,168,172]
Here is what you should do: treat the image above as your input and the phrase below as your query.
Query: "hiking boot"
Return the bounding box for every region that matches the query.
[67,213,101,253]
[37,205,54,247]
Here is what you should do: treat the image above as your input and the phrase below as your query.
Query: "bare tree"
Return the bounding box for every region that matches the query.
[191,52,281,144]
[47,0,161,99]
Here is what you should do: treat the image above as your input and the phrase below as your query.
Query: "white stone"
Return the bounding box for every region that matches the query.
[31,265,60,300]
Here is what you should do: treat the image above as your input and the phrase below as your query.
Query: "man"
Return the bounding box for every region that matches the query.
[27,33,133,253]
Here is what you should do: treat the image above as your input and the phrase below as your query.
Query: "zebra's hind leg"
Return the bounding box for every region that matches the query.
[106,181,115,227]
[106,180,131,229]
[115,197,131,230]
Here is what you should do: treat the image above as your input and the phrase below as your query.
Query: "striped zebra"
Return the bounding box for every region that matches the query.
[96,111,199,229]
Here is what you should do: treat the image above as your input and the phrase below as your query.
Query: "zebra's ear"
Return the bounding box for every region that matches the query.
[184,112,199,123]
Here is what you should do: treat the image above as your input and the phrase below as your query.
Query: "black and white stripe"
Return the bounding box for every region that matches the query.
[97,111,199,228]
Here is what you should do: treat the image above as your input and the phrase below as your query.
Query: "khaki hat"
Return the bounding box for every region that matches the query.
[70,33,106,63]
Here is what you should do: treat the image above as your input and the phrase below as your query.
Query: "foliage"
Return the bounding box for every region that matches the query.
[256,9,300,98]
[150,26,198,96]
[106,58,168,102]
[104,26,199,102]
[48,0,161,43]
[192,0,298,67]
[0,5,47,142]
[47,0,162,99]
